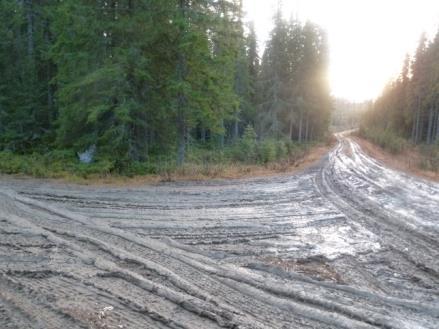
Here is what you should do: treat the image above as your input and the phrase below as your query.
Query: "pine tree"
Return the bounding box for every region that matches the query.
[0,0,55,152]
[364,29,439,145]
[410,34,428,143]
[0,0,331,171]
[258,8,291,138]
[245,21,260,127]
[258,10,331,142]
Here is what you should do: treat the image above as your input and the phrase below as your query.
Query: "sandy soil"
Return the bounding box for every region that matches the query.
[0,133,438,328]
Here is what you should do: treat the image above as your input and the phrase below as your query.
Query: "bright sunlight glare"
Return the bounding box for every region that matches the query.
[244,0,439,102]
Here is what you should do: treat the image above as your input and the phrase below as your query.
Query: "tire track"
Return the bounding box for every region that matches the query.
[0,132,438,328]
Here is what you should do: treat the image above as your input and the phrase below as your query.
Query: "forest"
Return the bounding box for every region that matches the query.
[332,99,369,132]
[361,30,439,156]
[0,0,331,176]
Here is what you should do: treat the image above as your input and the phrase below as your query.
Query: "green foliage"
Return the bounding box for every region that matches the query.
[258,16,331,142]
[275,140,288,159]
[257,139,277,163]
[362,30,439,146]
[0,151,109,178]
[359,127,408,154]
[0,1,329,176]
[228,125,305,164]
[418,144,439,171]
[231,125,257,162]
[0,1,55,151]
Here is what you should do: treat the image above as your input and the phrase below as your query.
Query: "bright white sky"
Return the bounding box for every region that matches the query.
[243,0,439,102]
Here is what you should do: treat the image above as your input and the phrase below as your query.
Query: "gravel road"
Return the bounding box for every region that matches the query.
[1,133,438,329]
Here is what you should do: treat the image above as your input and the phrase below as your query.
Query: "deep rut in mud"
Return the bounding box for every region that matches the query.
[1,133,438,328]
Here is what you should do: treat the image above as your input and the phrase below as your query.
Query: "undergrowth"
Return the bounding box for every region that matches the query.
[0,127,317,181]
[358,126,439,172]
[358,127,408,154]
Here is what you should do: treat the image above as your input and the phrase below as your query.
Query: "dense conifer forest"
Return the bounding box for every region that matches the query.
[361,31,439,154]
[0,1,331,176]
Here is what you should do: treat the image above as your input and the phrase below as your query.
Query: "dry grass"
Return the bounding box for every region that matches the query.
[353,136,439,182]
[61,305,123,329]
[261,256,344,283]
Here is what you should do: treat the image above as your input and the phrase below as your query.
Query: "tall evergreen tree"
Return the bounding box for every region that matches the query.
[363,29,439,145]
[0,0,331,169]
[258,12,331,141]
[0,0,55,152]
[245,21,260,128]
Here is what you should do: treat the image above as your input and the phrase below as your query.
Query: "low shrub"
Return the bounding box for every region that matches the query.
[275,140,288,159]
[230,125,258,163]
[257,139,277,164]
[0,151,117,179]
[359,127,407,154]
[419,144,439,172]
[0,125,317,179]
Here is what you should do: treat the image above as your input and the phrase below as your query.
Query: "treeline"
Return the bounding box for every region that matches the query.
[0,1,330,170]
[258,12,331,143]
[362,31,439,145]
[332,99,370,131]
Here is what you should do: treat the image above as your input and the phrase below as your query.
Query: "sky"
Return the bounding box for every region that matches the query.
[243,0,439,102]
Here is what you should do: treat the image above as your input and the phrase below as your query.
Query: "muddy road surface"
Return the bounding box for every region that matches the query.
[1,133,438,329]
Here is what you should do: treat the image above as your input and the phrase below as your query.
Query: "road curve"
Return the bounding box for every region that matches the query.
[1,133,438,329]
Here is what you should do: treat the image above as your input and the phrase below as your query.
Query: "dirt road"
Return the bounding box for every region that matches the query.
[1,133,438,329]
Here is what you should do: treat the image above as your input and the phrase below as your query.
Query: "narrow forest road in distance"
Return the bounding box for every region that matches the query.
[1,132,438,329]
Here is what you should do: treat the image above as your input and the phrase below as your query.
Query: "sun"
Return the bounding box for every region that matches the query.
[244,0,439,102]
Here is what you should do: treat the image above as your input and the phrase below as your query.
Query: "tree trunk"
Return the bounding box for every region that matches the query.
[415,100,421,143]
[305,114,309,142]
[289,118,294,141]
[417,108,423,143]
[427,107,434,144]
[435,105,439,142]
[200,127,206,143]
[177,108,186,166]
[411,110,417,142]
[298,111,303,143]
[432,109,437,143]
[44,19,54,114]
[412,97,420,143]
[219,119,225,148]
[233,114,239,141]
[25,0,34,58]
[176,0,188,166]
